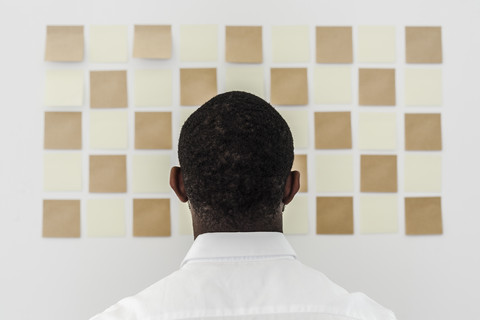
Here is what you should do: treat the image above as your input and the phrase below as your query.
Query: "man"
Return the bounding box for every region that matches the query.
[91,91,396,319]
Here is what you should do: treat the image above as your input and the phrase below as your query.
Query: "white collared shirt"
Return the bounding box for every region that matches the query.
[90,232,396,320]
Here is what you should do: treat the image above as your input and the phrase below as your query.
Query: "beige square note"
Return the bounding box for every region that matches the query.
[44,112,82,149]
[90,71,128,108]
[359,68,396,106]
[270,68,308,105]
[292,154,308,192]
[405,113,442,151]
[133,25,172,59]
[45,26,84,62]
[314,112,352,149]
[226,26,263,63]
[316,26,353,63]
[405,197,443,235]
[316,197,354,235]
[406,27,442,63]
[361,155,397,192]
[135,112,172,149]
[133,199,171,237]
[180,68,217,106]
[132,154,171,193]
[89,155,127,193]
[43,200,81,238]
[89,25,128,63]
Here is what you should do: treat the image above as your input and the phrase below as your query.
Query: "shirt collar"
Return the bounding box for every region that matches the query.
[181,232,297,267]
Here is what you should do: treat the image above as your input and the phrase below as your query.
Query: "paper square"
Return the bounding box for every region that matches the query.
[405,113,442,150]
[361,155,397,192]
[45,26,84,62]
[180,108,197,128]
[313,66,352,104]
[405,197,443,235]
[358,112,397,150]
[404,154,442,193]
[43,200,81,238]
[283,195,309,234]
[134,69,172,107]
[43,153,82,191]
[276,109,309,149]
[225,66,265,99]
[315,154,353,192]
[270,68,308,105]
[178,201,193,235]
[133,199,171,237]
[316,197,353,235]
[226,26,263,63]
[90,71,128,108]
[180,25,218,62]
[89,155,126,193]
[271,25,310,63]
[132,154,171,193]
[180,68,217,106]
[89,25,128,62]
[44,112,82,149]
[292,154,308,192]
[135,112,172,149]
[359,68,396,106]
[89,110,128,149]
[133,25,171,59]
[314,112,352,149]
[406,27,442,63]
[44,69,83,107]
[316,26,353,63]
[86,199,125,237]
[359,195,398,234]
[357,26,396,63]
[405,68,442,106]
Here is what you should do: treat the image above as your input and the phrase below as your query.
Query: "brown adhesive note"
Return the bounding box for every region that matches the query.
[270,68,308,105]
[43,200,81,238]
[405,197,443,235]
[135,112,172,149]
[180,68,217,106]
[133,25,172,59]
[359,68,396,106]
[406,27,442,63]
[90,70,128,108]
[314,112,352,149]
[316,26,353,63]
[44,112,82,149]
[405,113,442,151]
[226,26,263,63]
[361,155,398,192]
[133,199,171,237]
[292,154,308,192]
[89,155,127,193]
[45,26,84,62]
[316,197,353,234]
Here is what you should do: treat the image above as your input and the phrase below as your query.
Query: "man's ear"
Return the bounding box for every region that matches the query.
[282,171,300,205]
[170,166,188,202]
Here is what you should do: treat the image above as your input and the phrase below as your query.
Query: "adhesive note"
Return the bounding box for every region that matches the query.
[135,112,172,149]
[283,195,308,234]
[86,198,125,237]
[133,199,171,237]
[358,112,397,150]
[405,113,442,150]
[277,109,309,149]
[360,155,397,192]
[134,69,172,107]
[226,26,263,63]
[45,26,84,62]
[314,112,352,149]
[90,70,128,108]
[89,25,128,62]
[359,195,398,234]
[316,197,354,235]
[43,153,82,191]
[178,201,193,235]
[404,154,442,193]
[132,154,171,193]
[357,26,396,63]
[133,25,171,59]
[313,66,352,104]
[316,26,353,63]
[270,68,308,105]
[405,68,442,106]
[180,108,197,127]
[89,110,128,149]
[43,200,81,238]
[44,69,83,107]
[359,68,396,106]
[180,68,217,106]
[315,154,353,192]
[405,197,443,235]
[89,155,127,193]
[44,112,82,149]
[271,25,310,63]
[292,154,308,192]
[225,66,265,99]
[406,27,442,63]
[180,25,218,62]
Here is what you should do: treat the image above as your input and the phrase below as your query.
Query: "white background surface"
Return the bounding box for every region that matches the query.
[1,1,479,319]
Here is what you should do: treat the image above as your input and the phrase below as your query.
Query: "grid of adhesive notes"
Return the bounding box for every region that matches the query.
[42,24,443,238]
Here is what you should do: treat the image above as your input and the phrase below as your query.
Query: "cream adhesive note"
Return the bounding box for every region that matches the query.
[134,69,172,106]
[89,110,128,149]
[277,110,309,149]
[405,68,442,106]
[271,25,310,63]
[132,154,171,193]
[178,201,193,235]
[314,66,352,104]
[180,25,218,62]
[358,112,397,150]
[225,66,265,98]
[283,195,308,235]
[315,154,353,192]
[357,26,396,63]
[89,25,128,62]
[404,154,442,193]
[359,195,398,234]
[44,153,82,191]
[180,108,197,127]
[86,199,126,237]
[44,69,83,107]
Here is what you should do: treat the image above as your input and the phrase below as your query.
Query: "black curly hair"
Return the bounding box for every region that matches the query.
[178,91,294,231]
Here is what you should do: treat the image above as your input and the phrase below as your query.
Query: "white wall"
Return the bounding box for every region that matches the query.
[1,1,479,319]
